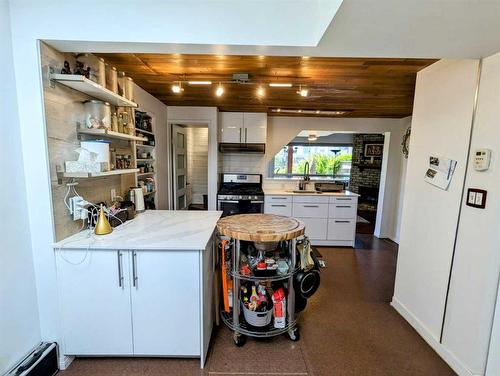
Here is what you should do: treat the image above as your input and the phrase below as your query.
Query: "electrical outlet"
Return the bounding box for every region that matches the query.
[111,189,116,201]
[69,196,85,221]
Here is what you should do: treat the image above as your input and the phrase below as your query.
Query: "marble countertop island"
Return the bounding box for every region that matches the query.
[53,210,223,251]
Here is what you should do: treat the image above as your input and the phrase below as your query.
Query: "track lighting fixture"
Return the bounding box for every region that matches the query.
[171,82,183,93]
[215,84,224,97]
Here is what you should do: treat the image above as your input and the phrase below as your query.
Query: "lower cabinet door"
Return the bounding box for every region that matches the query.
[327,219,356,240]
[296,217,328,240]
[264,202,292,216]
[130,250,200,356]
[56,250,133,355]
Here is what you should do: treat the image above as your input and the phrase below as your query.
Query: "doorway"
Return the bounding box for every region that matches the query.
[171,123,209,210]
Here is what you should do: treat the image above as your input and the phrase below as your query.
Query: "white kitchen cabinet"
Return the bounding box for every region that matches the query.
[243,113,267,143]
[327,219,356,241]
[55,250,134,355]
[219,112,267,144]
[328,203,356,219]
[264,202,292,216]
[264,193,358,246]
[130,250,200,356]
[293,202,329,218]
[55,242,216,367]
[296,217,328,240]
[219,112,243,143]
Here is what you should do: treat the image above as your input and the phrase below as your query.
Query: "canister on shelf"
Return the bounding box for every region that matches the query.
[105,64,118,93]
[76,54,106,86]
[83,100,111,129]
[124,77,134,101]
[111,112,118,132]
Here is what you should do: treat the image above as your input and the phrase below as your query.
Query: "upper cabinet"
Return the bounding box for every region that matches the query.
[219,112,267,144]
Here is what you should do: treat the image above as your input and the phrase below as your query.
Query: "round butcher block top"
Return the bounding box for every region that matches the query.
[217,214,305,242]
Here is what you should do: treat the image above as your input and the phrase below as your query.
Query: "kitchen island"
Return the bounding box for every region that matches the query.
[53,210,222,368]
[264,190,359,246]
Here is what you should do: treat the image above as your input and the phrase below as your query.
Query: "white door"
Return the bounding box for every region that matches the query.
[243,113,267,143]
[172,125,188,209]
[219,112,243,143]
[56,250,133,355]
[130,250,201,356]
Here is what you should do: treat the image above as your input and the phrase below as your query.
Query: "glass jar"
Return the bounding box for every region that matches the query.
[117,71,126,97]
[76,54,106,86]
[105,64,118,93]
[83,100,111,129]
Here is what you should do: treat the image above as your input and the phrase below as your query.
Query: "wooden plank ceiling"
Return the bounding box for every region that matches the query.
[97,53,436,118]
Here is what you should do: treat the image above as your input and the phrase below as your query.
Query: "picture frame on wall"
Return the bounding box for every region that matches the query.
[364,143,384,158]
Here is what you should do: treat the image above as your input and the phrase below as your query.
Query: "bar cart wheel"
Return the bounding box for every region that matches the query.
[287,327,300,342]
[233,332,247,347]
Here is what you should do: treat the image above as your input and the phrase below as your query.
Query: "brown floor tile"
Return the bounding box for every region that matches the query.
[60,235,455,376]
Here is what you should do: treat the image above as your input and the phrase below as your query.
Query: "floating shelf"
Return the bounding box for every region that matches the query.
[137,172,155,177]
[136,144,155,149]
[77,128,147,142]
[50,74,138,107]
[63,168,139,178]
[136,158,155,162]
[135,128,154,136]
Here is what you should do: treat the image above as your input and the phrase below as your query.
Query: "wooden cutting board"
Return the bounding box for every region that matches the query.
[217,213,305,241]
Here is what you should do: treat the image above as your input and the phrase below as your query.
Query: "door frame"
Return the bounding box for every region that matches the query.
[167,120,215,210]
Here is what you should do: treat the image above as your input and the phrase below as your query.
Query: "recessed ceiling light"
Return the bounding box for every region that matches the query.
[315,110,320,114]
[276,108,281,112]
[257,86,265,97]
[215,84,224,97]
[171,83,183,93]
[269,83,293,87]
[188,81,212,85]
[298,109,302,113]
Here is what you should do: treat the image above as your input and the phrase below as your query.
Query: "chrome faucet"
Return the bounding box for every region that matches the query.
[299,161,310,190]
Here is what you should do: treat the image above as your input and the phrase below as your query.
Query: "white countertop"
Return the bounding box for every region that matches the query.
[53,210,223,251]
[264,189,360,197]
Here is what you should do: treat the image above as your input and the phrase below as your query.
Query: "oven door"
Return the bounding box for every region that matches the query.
[217,199,264,216]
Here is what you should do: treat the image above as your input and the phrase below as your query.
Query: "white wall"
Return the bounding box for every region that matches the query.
[0,0,41,373]
[392,60,480,374]
[486,277,500,375]
[392,57,500,375]
[134,84,169,209]
[167,106,218,210]
[441,52,500,374]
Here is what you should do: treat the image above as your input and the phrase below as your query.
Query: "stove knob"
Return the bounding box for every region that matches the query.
[239,195,243,199]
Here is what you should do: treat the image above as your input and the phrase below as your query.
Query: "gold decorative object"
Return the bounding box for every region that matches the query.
[94,204,112,235]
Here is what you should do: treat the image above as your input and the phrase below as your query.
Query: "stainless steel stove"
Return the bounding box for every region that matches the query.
[217,173,264,216]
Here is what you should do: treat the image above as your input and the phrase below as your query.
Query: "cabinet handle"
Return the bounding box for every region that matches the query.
[335,220,350,223]
[239,128,242,143]
[271,197,287,200]
[117,251,124,288]
[336,198,352,201]
[271,204,287,207]
[336,205,352,208]
[245,128,248,143]
[303,205,319,208]
[132,251,138,287]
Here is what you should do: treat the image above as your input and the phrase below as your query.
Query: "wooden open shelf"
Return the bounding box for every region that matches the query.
[50,74,138,107]
[63,168,139,178]
[78,128,147,142]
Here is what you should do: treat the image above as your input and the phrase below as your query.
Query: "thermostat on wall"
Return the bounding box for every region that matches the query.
[474,149,491,171]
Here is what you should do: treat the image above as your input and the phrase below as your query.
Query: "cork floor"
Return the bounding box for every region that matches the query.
[60,235,455,376]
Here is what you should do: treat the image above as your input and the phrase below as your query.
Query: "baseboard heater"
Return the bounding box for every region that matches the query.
[6,342,58,376]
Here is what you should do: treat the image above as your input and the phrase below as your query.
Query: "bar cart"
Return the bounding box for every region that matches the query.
[217,213,306,346]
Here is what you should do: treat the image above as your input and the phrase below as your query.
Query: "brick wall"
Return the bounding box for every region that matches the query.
[349,134,385,194]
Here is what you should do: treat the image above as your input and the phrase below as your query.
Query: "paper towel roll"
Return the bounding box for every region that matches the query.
[130,188,145,212]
